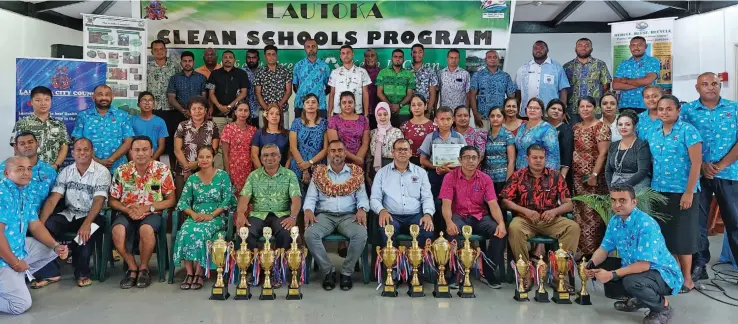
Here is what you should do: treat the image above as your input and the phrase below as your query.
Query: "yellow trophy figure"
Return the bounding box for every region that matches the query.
[550,243,573,304]
[286,226,307,300]
[575,257,592,305]
[208,233,231,300]
[457,225,481,298]
[534,256,550,302]
[512,255,531,301]
[405,224,425,297]
[376,225,399,297]
[429,232,452,298]
[258,227,277,300]
[233,227,253,300]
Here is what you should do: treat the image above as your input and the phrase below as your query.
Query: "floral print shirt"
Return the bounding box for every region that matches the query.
[147,57,182,111]
[11,113,70,164]
[174,119,220,175]
[110,160,175,207]
[176,169,235,214]
[370,128,404,159]
[240,166,301,220]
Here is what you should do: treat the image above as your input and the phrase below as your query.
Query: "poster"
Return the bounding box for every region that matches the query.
[83,14,147,114]
[610,18,675,94]
[15,58,107,163]
[141,0,514,72]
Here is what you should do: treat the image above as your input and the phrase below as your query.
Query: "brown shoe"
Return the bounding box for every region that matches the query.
[120,270,138,289]
[136,269,151,288]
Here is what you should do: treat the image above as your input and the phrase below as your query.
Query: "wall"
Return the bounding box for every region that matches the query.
[672,5,738,102]
[0,10,82,160]
[504,33,612,76]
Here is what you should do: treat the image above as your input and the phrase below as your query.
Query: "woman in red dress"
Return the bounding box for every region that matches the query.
[400,94,436,165]
[222,103,257,195]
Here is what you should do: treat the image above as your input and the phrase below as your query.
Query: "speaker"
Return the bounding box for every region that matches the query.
[50,44,83,59]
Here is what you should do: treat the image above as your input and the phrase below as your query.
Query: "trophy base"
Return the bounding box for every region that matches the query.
[286,287,303,300]
[259,288,277,300]
[575,294,592,305]
[534,291,550,303]
[407,284,425,297]
[457,285,475,298]
[209,285,230,300]
[234,287,252,300]
[381,284,398,297]
[513,290,529,302]
[552,291,572,304]
[433,284,452,298]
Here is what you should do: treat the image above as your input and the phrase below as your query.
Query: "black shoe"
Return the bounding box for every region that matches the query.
[340,274,353,291]
[692,265,709,282]
[614,297,647,312]
[136,269,152,288]
[120,270,138,289]
[643,305,674,324]
[323,271,336,291]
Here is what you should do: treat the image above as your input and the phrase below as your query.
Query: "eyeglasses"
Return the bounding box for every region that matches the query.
[461,155,479,161]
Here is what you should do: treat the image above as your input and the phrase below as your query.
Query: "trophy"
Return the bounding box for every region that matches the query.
[258,227,277,300]
[208,233,232,300]
[405,224,425,297]
[286,226,307,300]
[550,243,573,304]
[429,232,452,298]
[457,225,481,298]
[575,257,592,305]
[376,225,399,297]
[534,256,550,302]
[233,227,253,300]
[512,255,531,301]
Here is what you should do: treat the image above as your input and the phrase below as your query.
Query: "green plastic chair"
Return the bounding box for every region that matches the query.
[503,211,573,282]
[58,217,104,281]
[303,233,371,285]
[167,210,234,284]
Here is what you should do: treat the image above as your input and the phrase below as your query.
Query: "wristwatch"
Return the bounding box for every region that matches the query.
[359,207,368,213]
[611,271,620,281]
[592,172,599,177]
[149,205,156,213]
[289,215,297,220]
[309,160,314,165]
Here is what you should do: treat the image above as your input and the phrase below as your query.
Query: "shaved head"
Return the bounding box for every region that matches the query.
[5,156,26,169]
[696,72,721,101]
[4,156,32,186]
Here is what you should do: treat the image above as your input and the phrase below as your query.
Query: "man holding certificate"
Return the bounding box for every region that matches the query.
[418,106,467,197]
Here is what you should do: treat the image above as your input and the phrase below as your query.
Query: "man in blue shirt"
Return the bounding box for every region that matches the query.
[303,140,369,291]
[72,85,134,173]
[470,50,516,129]
[613,36,661,113]
[293,38,330,118]
[166,51,206,163]
[0,132,57,212]
[131,92,168,161]
[514,41,569,117]
[586,184,682,324]
[0,157,68,315]
[681,72,738,282]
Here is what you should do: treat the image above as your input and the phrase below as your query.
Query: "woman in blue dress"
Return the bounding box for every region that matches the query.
[289,93,328,190]
[514,98,560,170]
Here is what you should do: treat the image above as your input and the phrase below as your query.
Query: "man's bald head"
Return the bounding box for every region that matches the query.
[4,157,32,186]
[696,72,721,102]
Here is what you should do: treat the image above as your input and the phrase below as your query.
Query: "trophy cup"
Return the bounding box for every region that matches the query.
[208,233,231,300]
[258,227,277,300]
[405,224,425,297]
[286,226,307,300]
[534,256,550,302]
[550,243,573,304]
[512,255,531,301]
[429,232,452,298]
[376,225,399,297]
[233,227,253,300]
[575,257,592,305]
[457,225,481,298]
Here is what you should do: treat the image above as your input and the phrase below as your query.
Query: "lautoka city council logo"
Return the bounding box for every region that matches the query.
[636,21,649,30]
[51,66,71,90]
[481,0,507,12]
[145,0,168,20]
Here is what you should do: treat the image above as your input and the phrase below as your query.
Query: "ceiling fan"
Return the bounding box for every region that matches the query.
[517,1,561,7]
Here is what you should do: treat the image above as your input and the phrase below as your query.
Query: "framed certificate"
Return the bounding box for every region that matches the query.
[431,144,465,167]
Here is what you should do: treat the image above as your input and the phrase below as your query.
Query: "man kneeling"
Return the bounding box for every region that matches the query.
[585,184,682,324]
[304,140,369,291]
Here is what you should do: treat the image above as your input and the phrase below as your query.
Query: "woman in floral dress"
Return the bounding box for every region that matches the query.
[453,106,486,152]
[514,98,560,170]
[173,96,220,199]
[400,94,436,165]
[327,91,370,165]
[572,96,611,256]
[173,146,235,290]
[222,102,257,195]
[290,93,328,189]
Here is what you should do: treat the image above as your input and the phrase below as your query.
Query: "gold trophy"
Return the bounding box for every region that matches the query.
[550,243,573,304]
[286,226,307,300]
[208,233,232,300]
[534,256,550,302]
[376,225,399,297]
[405,224,425,297]
[233,227,253,300]
[512,255,531,301]
[429,232,452,298]
[258,227,277,300]
[575,257,592,305]
[457,225,481,298]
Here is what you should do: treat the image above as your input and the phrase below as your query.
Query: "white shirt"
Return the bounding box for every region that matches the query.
[601,116,621,142]
[328,65,372,114]
[52,160,111,222]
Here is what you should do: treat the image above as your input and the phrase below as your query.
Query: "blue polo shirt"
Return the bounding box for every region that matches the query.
[0,159,56,212]
[645,118,702,193]
[636,110,662,140]
[614,55,660,109]
[0,178,39,268]
[71,107,135,172]
[292,58,330,110]
[682,97,738,181]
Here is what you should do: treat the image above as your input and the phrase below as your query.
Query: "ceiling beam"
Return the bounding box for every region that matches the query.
[550,1,584,27]
[605,1,631,20]
[33,1,86,13]
[512,21,611,34]
[642,1,689,10]
[0,1,82,31]
[92,0,115,15]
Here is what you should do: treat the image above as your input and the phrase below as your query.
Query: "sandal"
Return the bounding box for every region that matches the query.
[180,274,194,290]
[679,285,694,294]
[191,275,205,290]
[30,277,61,289]
[136,269,152,288]
[77,277,93,287]
[120,270,138,289]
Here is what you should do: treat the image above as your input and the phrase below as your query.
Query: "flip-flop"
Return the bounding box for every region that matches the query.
[77,278,92,287]
[679,285,694,294]
[30,277,61,289]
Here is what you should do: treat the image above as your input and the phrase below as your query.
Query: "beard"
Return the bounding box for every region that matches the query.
[247,61,258,69]
[576,50,592,59]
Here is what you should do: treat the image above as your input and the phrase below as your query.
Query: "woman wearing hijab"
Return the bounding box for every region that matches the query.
[369,102,403,176]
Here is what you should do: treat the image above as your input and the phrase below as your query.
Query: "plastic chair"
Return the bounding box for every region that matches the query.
[99,209,170,282]
[58,212,105,281]
[503,211,573,282]
[304,233,371,285]
[167,210,234,284]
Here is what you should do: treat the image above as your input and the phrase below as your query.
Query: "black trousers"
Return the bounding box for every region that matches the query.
[620,270,672,312]
[33,214,105,279]
[695,178,738,269]
[247,213,291,249]
[449,214,504,281]
[153,110,186,165]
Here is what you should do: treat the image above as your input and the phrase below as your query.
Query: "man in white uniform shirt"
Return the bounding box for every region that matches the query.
[328,45,372,116]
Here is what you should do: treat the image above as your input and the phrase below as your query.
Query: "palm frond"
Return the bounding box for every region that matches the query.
[571,188,671,224]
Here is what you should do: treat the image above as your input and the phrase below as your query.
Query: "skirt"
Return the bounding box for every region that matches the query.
[656,192,699,255]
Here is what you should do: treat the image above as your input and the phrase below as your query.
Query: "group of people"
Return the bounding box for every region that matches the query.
[0,35,736,324]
